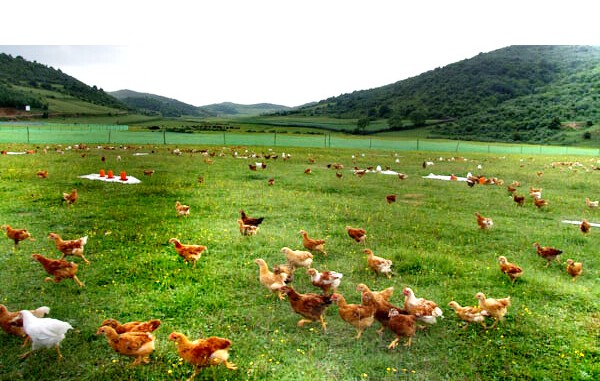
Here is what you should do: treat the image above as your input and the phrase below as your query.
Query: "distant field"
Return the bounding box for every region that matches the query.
[234,115,390,133]
[1,123,600,156]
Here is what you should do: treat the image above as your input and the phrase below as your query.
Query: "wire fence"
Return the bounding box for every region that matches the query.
[1,124,599,156]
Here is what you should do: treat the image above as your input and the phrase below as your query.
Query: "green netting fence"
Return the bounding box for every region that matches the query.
[1,123,599,156]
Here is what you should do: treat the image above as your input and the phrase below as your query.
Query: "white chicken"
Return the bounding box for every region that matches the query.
[19,310,73,360]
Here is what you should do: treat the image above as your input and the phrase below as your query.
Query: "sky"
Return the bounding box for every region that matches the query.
[0,1,597,107]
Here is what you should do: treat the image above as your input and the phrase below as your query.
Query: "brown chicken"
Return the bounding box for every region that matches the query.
[475,212,493,229]
[36,170,48,179]
[386,194,397,204]
[62,188,78,205]
[279,285,331,330]
[532,242,562,267]
[363,249,393,278]
[403,287,443,325]
[345,226,367,243]
[336,171,343,179]
[533,197,548,208]
[306,268,343,295]
[168,238,207,268]
[330,293,375,339]
[48,233,90,264]
[299,230,327,256]
[254,258,288,300]
[100,318,161,334]
[387,308,417,349]
[143,169,155,176]
[31,254,84,287]
[497,256,523,283]
[239,210,264,227]
[304,168,312,174]
[475,292,511,329]
[281,247,313,270]
[356,284,394,304]
[168,332,237,381]
[96,326,156,366]
[273,263,295,284]
[566,259,583,281]
[585,198,599,208]
[356,283,400,334]
[237,219,259,236]
[267,177,275,186]
[175,201,190,218]
[354,169,367,177]
[447,301,488,330]
[513,194,525,206]
[580,219,591,234]
[0,305,50,345]
[1,224,33,249]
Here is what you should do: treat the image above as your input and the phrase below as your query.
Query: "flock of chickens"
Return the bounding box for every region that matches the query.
[475,179,589,282]
[250,210,519,351]
[1,148,595,380]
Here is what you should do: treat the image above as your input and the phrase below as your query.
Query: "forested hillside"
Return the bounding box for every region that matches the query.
[199,102,292,117]
[288,45,600,142]
[110,89,209,117]
[0,53,126,112]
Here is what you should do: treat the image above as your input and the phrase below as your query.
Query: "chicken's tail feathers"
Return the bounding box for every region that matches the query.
[34,306,50,316]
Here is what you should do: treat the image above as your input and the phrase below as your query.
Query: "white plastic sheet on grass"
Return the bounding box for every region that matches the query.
[79,174,141,184]
[422,173,468,182]
[561,220,600,228]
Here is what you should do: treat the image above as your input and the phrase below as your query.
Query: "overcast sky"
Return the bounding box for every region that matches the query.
[0,1,597,107]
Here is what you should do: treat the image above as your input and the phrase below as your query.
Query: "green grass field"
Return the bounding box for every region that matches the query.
[0,143,598,380]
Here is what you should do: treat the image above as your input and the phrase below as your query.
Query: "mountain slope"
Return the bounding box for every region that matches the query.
[199,102,292,117]
[0,53,127,113]
[110,89,208,117]
[290,45,600,142]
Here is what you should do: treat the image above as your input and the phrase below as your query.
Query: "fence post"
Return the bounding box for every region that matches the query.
[416,138,419,151]
[108,129,111,144]
[369,137,372,149]
[27,127,30,144]
[455,141,460,152]
[163,129,166,145]
[223,132,226,145]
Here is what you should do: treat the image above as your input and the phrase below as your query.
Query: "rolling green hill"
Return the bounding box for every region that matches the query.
[285,45,600,143]
[110,90,292,118]
[2,46,600,145]
[199,101,292,117]
[110,89,211,117]
[0,53,127,115]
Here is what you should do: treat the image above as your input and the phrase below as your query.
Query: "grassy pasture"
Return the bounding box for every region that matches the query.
[0,143,598,380]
